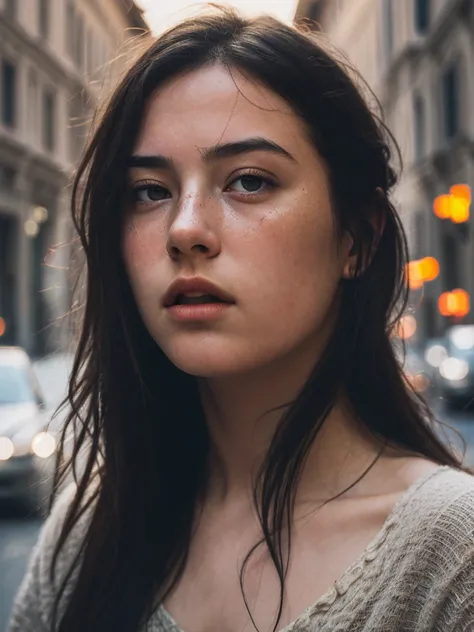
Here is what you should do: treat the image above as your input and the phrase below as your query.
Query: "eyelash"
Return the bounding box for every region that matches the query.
[129,169,278,206]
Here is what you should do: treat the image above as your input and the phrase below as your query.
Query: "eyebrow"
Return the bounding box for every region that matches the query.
[127,137,296,170]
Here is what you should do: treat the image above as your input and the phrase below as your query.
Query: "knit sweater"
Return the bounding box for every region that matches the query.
[7,466,474,632]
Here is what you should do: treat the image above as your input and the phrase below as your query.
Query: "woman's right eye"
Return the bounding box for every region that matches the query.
[131,184,171,204]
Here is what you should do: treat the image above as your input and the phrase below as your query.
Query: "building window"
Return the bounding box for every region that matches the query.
[4,0,16,19]
[86,29,94,74]
[413,95,425,162]
[1,60,16,128]
[39,0,49,38]
[414,212,425,259]
[101,40,107,67]
[442,232,459,290]
[0,214,17,346]
[68,96,87,162]
[66,1,75,58]
[74,14,85,68]
[442,63,460,140]
[382,0,394,62]
[0,164,16,192]
[414,0,430,34]
[42,90,56,151]
[28,71,38,139]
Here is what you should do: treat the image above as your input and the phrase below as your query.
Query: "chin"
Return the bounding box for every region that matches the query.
[161,340,273,379]
[167,352,249,378]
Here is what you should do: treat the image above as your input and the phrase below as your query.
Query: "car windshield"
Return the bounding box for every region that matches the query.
[0,364,35,404]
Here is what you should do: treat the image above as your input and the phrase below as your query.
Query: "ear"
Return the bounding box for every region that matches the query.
[342,231,357,280]
[342,189,387,279]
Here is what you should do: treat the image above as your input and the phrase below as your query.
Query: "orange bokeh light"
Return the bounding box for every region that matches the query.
[0,318,5,337]
[406,257,440,289]
[450,196,470,223]
[438,289,470,318]
[419,257,440,282]
[406,261,423,289]
[433,194,452,219]
[450,184,471,202]
[397,314,417,340]
[433,185,471,223]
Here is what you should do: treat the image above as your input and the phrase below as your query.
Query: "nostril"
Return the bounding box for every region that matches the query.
[167,244,208,258]
[191,244,209,253]
[167,245,181,260]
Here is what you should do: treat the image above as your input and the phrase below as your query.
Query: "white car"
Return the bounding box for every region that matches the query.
[0,346,58,514]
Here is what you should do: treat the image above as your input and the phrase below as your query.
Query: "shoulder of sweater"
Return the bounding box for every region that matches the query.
[396,466,474,552]
[36,480,97,589]
[6,482,98,631]
[35,467,474,596]
[403,466,474,518]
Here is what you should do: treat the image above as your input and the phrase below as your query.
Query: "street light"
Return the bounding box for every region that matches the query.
[24,219,39,237]
[32,206,48,224]
[438,289,470,318]
[406,256,440,290]
[419,257,440,282]
[433,194,451,219]
[433,185,471,224]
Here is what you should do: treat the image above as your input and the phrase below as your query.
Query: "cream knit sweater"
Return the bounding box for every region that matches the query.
[8,466,474,632]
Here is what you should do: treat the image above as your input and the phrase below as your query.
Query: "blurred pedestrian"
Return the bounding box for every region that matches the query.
[8,6,474,632]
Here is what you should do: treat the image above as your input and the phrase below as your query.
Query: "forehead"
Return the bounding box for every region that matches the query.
[135,64,308,154]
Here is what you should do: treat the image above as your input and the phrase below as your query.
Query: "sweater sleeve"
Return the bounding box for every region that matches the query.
[432,551,474,632]
[7,483,78,632]
[7,534,49,632]
[420,482,474,632]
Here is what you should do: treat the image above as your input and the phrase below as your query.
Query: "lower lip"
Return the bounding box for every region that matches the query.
[166,302,233,321]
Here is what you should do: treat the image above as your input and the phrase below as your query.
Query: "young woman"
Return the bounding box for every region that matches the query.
[9,8,474,632]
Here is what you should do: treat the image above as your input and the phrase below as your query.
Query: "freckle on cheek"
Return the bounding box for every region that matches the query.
[126,230,163,269]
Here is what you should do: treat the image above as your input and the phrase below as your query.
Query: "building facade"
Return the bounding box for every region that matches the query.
[0,0,147,355]
[295,0,474,339]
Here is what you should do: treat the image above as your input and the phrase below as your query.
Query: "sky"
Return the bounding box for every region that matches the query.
[136,0,299,34]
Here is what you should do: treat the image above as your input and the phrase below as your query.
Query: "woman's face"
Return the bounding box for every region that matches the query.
[123,64,352,377]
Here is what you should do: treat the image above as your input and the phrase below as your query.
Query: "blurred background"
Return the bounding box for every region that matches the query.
[0,0,474,629]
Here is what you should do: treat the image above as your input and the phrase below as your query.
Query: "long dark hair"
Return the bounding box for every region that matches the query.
[51,7,464,632]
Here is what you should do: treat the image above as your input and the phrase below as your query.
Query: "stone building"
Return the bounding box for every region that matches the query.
[295,0,474,338]
[0,0,147,355]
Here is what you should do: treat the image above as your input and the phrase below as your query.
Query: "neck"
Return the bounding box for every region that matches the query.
[198,347,383,506]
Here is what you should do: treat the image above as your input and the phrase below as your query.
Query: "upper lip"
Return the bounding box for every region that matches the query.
[163,277,235,307]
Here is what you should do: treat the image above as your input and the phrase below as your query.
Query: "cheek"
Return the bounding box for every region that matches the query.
[237,200,342,346]
[122,216,166,283]
[248,203,340,295]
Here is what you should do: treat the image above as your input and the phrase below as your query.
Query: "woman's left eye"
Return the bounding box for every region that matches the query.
[131,184,171,204]
[227,174,275,195]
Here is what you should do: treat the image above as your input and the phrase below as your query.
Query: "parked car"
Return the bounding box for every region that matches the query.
[425,326,474,410]
[0,346,58,513]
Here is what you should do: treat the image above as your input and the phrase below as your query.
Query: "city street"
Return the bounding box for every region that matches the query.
[0,357,473,630]
[0,354,71,631]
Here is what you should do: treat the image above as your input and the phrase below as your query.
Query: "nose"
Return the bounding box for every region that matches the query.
[166,192,221,262]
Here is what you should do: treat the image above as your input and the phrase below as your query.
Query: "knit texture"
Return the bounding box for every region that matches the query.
[7,466,474,632]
